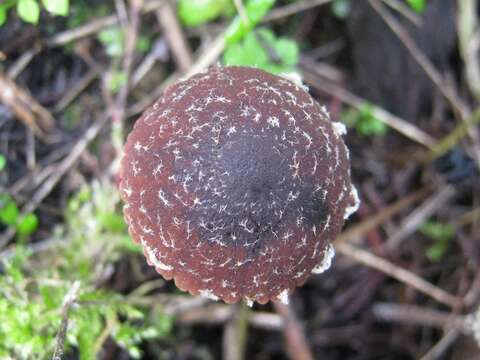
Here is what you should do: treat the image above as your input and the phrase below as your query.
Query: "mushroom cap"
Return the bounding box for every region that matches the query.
[119,66,358,304]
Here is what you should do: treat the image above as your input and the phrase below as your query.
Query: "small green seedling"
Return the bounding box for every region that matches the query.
[223,28,299,74]
[0,154,6,171]
[0,158,38,237]
[407,0,427,13]
[420,221,454,262]
[98,27,125,58]
[0,195,39,237]
[98,26,150,93]
[0,0,69,26]
[342,103,388,136]
[178,0,235,27]
[225,0,276,44]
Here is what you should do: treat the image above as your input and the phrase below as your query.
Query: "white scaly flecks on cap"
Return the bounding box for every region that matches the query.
[276,289,290,305]
[311,243,335,274]
[465,307,480,346]
[344,185,360,220]
[199,289,220,301]
[142,241,173,271]
[279,71,309,92]
[332,122,347,137]
[244,297,254,307]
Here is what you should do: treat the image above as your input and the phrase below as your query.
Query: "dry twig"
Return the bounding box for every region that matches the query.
[127,32,226,117]
[0,114,110,248]
[54,69,100,113]
[156,1,193,72]
[372,302,465,329]
[173,302,283,330]
[114,0,143,123]
[381,0,422,26]
[419,329,462,360]
[274,302,314,360]
[384,185,457,250]
[457,0,480,101]
[263,0,332,23]
[233,0,250,28]
[336,242,461,308]
[422,108,480,163]
[335,186,432,245]
[300,60,437,149]
[52,281,81,360]
[47,0,166,47]
[223,303,250,360]
[8,47,41,79]
[0,71,56,140]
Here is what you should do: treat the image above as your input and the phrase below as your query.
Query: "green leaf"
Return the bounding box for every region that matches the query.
[342,104,387,136]
[0,154,6,171]
[17,213,39,236]
[98,27,124,57]
[273,38,298,66]
[108,71,127,93]
[246,0,275,23]
[178,0,229,27]
[224,32,266,67]
[225,0,275,44]
[0,199,19,225]
[0,7,7,26]
[243,31,269,63]
[223,43,246,65]
[98,211,126,233]
[406,0,426,13]
[42,0,69,16]
[420,221,454,262]
[40,285,63,309]
[17,0,40,24]
[136,35,150,53]
[223,28,298,74]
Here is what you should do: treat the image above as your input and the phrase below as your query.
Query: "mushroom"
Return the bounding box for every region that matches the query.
[119,66,359,305]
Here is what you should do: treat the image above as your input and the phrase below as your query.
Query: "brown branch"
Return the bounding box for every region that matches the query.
[274,302,314,360]
[54,68,100,113]
[419,329,462,360]
[52,281,81,360]
[336,242,462,308]
[0,71,56,141]
[263,0,332,23]
[300,59,437,149]
[372,302,466,329]
[384,185,457,250]
[47,0,166,47]
[223,303,250,360]
[335,186,433,245]
[173,302,283,330]
[113,0,143,123]
[457,0,480,101]
[156,1,193,72]
[0,113,110,248]
[381,0,422,26]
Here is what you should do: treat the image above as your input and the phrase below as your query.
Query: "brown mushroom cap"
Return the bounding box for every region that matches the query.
[119,66,358,305]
